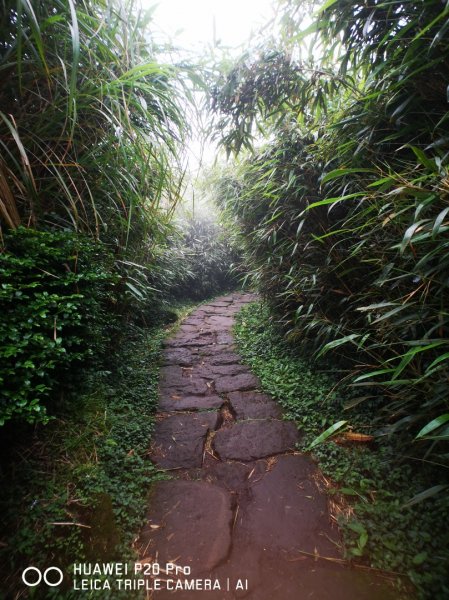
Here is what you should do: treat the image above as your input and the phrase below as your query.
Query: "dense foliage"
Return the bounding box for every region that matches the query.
[0,227,117,425]
[0,0,190,423]
[160,215,241,300]
[211,0,449,464]
[0,0,185,237]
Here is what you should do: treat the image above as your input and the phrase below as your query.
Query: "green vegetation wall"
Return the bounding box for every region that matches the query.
[211,0,449,461]
[0,0,193,425]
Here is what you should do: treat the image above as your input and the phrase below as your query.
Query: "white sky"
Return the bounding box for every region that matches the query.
[147,0,275,51]
[141,0,278,209]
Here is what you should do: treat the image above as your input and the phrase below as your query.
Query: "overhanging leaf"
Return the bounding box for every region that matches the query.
[403,485,448,507]
[307,421,348,450]
[415,414,449,439]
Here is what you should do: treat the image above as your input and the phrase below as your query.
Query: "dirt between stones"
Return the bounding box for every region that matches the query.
[135,293,400,600]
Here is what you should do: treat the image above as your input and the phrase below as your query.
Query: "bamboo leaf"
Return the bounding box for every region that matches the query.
[432,207,449,238]
[409,146,436,172]
[316,0,340,14]
[392,342,447,380]
[426,352,449,372]
[307,192,366,211]
[415,414,449,440]
[307,421,348,450]
[316,334,361,358]
[399,220,429,254]
[353,369,394,383]
[67,0,80,121]
[321,168,375,184]
[403,485,448,508]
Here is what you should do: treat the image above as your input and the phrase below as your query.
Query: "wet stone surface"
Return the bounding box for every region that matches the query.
[162,378,212,397]
[209,352,241,365]
[137,480,232,573]
[138,292,402,600]
[151,412,216,469]
[162,348,197,366]
[159,392,224,412]
[233,454,339,557]
[214,373,260,394]
[213,419,300,461]
[226,390,282,420]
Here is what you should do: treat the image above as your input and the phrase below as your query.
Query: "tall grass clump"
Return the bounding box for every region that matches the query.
[210,0,449,465]
[0,0,186,238]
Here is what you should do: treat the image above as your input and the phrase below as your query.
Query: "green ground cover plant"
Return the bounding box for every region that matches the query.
[234,301,449,600]
[0,308,182,598]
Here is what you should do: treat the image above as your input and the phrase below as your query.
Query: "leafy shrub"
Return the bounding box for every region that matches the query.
[0,0,191,333]
[0,227,117,425]
[0,0,198,425]
[0,318,167,598]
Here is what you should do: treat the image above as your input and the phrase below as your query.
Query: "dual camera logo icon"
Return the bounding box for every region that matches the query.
[22,566,63,587]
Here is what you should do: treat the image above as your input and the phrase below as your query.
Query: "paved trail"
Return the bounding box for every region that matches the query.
[136,293,398,599]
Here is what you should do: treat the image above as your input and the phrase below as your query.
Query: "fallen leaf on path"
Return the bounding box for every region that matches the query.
[342,432,374,442]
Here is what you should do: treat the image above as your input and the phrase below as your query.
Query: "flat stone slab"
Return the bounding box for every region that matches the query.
[195,306,226,315]
[186,460,253,494]
[209,352,241,365]
[196,363,249,378]
[204,315,235,328]
[159,393,224,412]
[162,378,211,397]
[213,419,299,461]
[215,372,260,394]
[159,365,191,386]
[199,343,235,356]
[178,324,200,333]
[203,460,253,492]
[181,316,207,326]
[138,480,232,573]
[212,554,403,600]
[254,566,403,600]
[165,332,215,348]
[216,331,234,345]
[162,347,198,366]
[205,301,233,308]
[235,454,338,556]
[151,413,217,468]
[227,391,282,420]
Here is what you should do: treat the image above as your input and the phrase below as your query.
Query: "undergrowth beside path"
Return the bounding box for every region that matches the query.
[234,302,449,600]
[0,306,194,598]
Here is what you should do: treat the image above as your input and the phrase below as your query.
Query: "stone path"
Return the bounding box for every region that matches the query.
[135,293,399,599]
